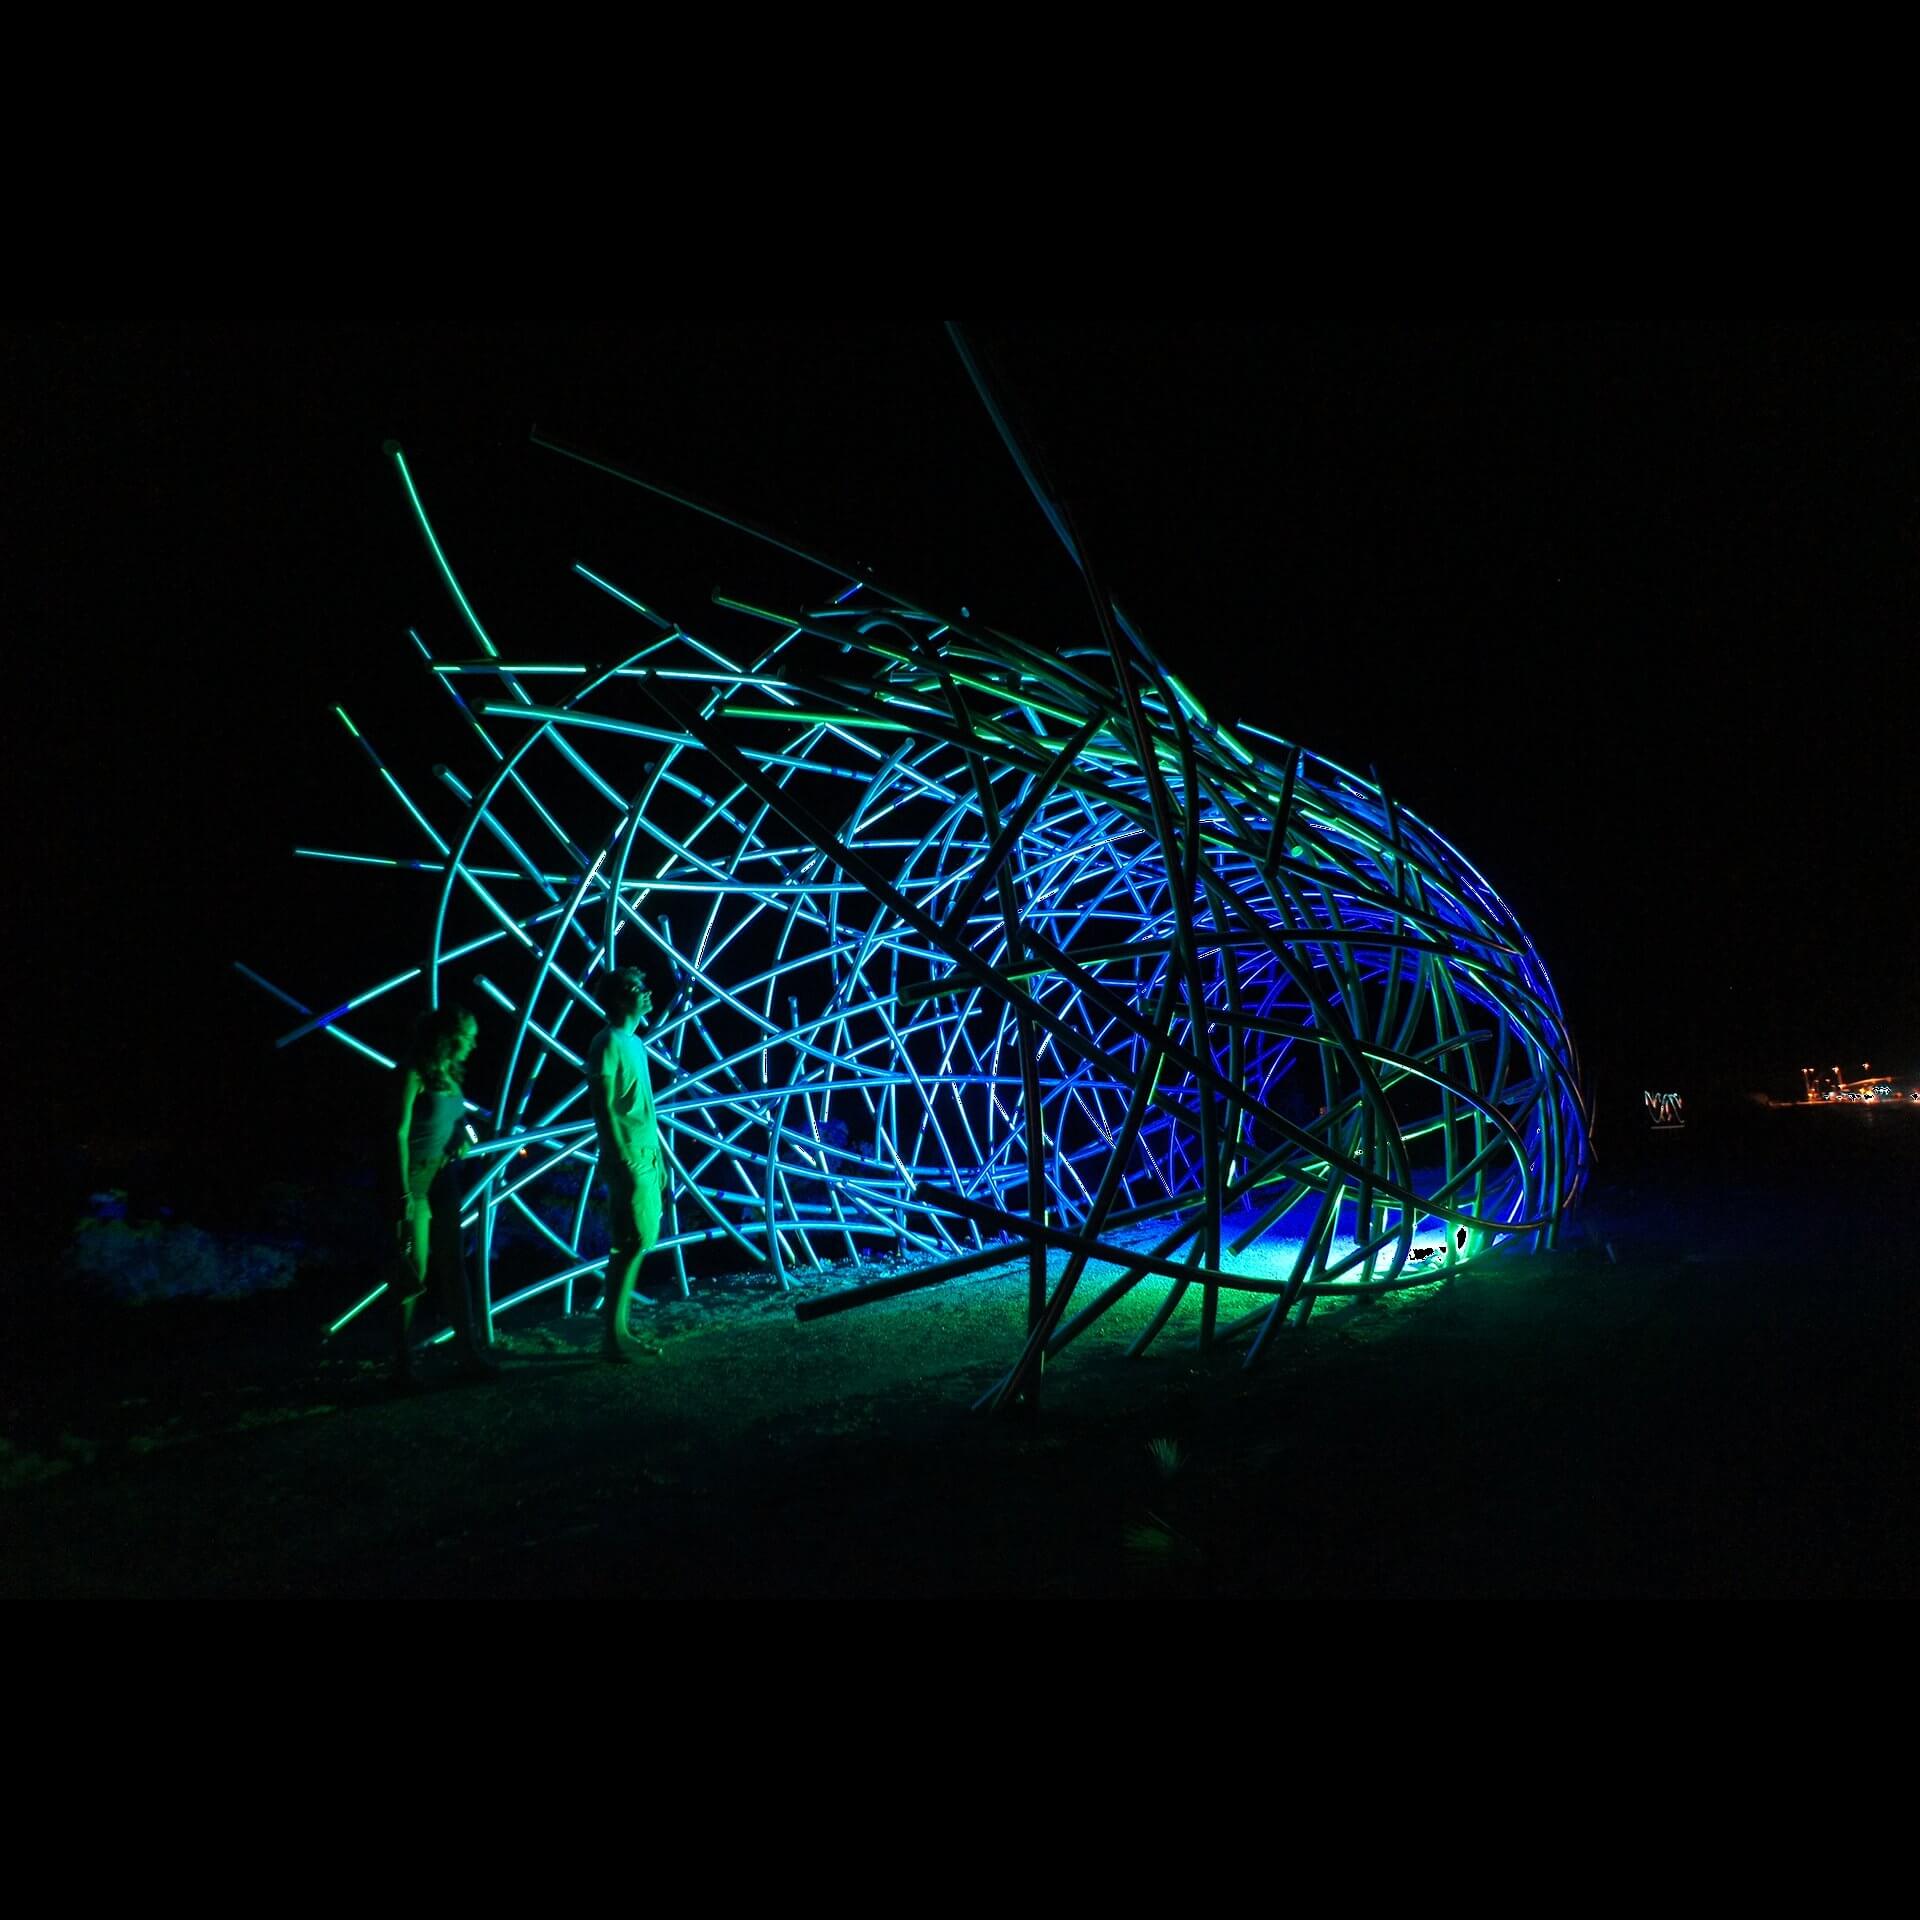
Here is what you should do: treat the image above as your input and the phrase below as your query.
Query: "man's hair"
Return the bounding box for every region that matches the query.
[602,967,650,1018]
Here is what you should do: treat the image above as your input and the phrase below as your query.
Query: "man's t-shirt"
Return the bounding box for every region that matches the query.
[587,1027,659,1170]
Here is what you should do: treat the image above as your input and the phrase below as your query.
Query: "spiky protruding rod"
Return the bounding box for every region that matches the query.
[246,422,1588,1397]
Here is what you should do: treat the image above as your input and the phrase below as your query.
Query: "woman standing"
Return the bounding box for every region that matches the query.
[393,1004,498,1382]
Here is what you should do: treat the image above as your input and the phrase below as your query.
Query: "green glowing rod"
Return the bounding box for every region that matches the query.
[384,442,500,660]
[279,408,1589,1390]
[327,1280,389,1338]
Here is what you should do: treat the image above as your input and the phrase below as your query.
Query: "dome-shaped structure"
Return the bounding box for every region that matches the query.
[255,442,1588,1393]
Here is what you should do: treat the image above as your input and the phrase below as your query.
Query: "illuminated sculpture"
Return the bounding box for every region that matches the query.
[247,424,1588,1403]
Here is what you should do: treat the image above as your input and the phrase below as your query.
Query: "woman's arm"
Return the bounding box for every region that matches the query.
[396,1069,422,1206]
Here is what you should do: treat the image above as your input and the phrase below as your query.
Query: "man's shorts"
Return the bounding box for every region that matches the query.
[607,1153,664,1255]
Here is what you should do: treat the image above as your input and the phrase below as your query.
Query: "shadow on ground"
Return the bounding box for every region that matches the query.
[4,1106,1914,1596]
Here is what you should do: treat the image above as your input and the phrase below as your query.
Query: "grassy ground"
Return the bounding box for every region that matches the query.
[4,1106,1914,1596]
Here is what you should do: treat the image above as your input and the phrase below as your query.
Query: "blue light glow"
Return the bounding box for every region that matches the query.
[258,445,1589,1384]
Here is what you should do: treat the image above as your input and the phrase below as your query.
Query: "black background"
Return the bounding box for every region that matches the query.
[10,324,1916,1191]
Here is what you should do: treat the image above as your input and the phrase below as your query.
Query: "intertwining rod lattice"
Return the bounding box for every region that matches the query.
[249,440,1589,1391]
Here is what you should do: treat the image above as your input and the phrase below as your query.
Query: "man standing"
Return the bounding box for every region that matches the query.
[587,967,663,1361]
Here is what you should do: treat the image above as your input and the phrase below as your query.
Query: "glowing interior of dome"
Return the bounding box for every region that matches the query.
[255,444,1590,1385]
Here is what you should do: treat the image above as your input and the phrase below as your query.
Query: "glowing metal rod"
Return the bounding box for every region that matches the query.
[387,444,499,658]
[283,425,1589,1401]
[327,1281,389,1338]
[479,702,696,748]
[276,966,423,1048]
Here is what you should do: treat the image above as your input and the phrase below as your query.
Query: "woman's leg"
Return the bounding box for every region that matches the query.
[429,1163,497,1374]
[392,1182,432,1379]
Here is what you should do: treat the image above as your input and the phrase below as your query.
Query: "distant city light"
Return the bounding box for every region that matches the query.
[1804,1061,1912,1105]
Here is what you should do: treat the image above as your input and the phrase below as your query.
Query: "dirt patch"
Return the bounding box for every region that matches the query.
[6,1119,1917,1596]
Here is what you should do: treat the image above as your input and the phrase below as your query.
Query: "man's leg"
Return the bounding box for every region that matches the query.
[602,1164,662,1362]
[602,1240,643,1359]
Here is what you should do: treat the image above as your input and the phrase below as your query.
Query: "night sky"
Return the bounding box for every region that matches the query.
[12,324,1916,1185]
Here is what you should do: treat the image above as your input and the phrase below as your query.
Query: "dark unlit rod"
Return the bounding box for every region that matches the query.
[290,399,1589,1398]
[793,1242,1033,1321]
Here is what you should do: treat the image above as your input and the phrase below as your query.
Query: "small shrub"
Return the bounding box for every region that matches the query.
[69,1215,300,1305]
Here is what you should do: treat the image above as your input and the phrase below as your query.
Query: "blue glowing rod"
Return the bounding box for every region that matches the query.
[244,408,1589,1393]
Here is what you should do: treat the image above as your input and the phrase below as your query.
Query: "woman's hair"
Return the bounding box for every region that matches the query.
[403,1003,476,1089]
[602,967,651,1020]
